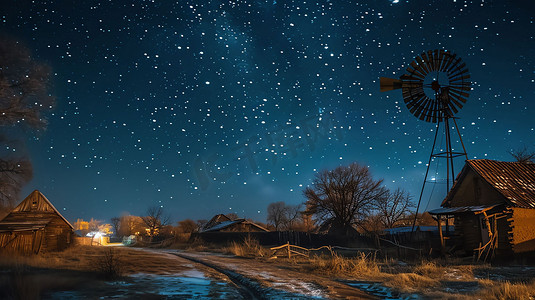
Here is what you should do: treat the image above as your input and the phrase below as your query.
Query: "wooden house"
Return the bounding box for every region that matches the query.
[202,214,269,233]
[429,159,535,257]
[0,190,74,254]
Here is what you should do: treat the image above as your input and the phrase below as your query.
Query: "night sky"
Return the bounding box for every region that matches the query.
[1,0,533,224]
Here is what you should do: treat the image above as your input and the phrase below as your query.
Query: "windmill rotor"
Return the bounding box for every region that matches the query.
[380,49,471,123]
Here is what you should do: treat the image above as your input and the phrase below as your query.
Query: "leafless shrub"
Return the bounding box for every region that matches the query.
[96,248,123,280]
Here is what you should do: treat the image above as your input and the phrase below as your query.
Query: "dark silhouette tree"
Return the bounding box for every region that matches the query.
[285,203,303,230]
[0,36,55,208]
[304,162,387,236]
[267,201,303,231]
[267,201,288,231]
[509,146,535,164]
[141,206,170,237]
[373,188,414,229]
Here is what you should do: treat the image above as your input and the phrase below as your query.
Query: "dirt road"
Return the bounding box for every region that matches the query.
[16,246,373,299]
[154,249,375,299]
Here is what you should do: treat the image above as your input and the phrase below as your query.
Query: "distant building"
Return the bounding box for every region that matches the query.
[0,190,74,254]
[202,214,269,233]
[429,159,535,256]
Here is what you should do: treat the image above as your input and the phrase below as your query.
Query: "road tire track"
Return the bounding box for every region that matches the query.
[171,252,268,300]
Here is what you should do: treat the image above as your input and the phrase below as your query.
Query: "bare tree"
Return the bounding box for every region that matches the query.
[267,202,304,231]
[141,206,171,236]
[509,146,535,164]
[267,201,288,231]
[285,204,303,230]
[0,158,32,208]
[304,162,387,236]
[0,36,55,207]
[373,188,414,229]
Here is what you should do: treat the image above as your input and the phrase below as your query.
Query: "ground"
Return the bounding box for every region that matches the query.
[1,245,534,299]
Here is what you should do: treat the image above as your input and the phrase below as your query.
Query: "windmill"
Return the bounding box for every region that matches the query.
[380,49,471,231]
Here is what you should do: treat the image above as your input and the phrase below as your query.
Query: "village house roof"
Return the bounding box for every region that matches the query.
[201,214,269,233]
[202,219,269,232]
[203,214,232,231]
[441,159,535,209]
[429,204,500,216]
[0,190,74,232]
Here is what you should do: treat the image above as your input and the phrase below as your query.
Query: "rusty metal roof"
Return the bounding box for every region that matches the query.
[462,159,535,208]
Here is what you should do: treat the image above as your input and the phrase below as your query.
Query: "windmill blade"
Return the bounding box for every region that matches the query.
[420,51,432,73]
[405,92,426,110]
[437,49,447,71]
[426,50,437,71]
[449,87,470,98]
[440,52,457,73]
[407,63,427,79]
[432,49,441,71]
[415,55,431,75]
[379,77,403,92]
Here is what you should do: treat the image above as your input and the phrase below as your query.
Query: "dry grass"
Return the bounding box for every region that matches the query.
[384,272,439,293]
[473,280,535,300]
[225,235,270,257]
[308,252,380,277]
[185,236,210,252]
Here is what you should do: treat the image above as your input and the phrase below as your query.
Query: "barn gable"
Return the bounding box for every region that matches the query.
[442,159,535,208]
[0,190,74,254]
[8,190,73,229]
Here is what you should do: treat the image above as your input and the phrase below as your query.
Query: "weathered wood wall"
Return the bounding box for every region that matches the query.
[0,230,45,255]
[455,214,481,254]
[510,207,535,253]
[448,171,505,207]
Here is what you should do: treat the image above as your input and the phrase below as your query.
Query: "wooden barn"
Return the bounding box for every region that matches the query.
[0,190,74,254]
[202,214,269,233]
[429,159,535,257]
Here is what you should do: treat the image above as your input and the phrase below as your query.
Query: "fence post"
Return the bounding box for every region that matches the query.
[287,242,291,259]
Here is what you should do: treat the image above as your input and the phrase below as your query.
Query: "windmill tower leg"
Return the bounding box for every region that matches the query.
[411,122,440,233]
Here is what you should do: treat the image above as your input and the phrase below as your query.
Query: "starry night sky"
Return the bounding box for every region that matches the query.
[1,0,533,224]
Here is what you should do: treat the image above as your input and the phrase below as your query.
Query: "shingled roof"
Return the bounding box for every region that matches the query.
[442,159,535,208]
